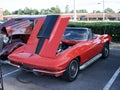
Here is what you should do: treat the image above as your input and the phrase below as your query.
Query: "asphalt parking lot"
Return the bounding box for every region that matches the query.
[1,43,120,90]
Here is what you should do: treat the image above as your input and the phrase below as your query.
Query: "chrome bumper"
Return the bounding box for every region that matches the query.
[7,61,66,75]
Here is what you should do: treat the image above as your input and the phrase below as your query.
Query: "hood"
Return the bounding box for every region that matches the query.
[6,20,32,36]
[9,15,70,59]
[35,15,70,58]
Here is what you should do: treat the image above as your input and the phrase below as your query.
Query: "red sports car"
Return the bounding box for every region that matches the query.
[8,15,112,81]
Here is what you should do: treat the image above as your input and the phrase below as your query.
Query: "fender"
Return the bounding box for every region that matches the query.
[100,34,112,43]
[0,42,24,56]
[56,44,81,68]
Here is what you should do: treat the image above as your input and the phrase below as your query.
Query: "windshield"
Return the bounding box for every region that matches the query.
[62,28,88,40]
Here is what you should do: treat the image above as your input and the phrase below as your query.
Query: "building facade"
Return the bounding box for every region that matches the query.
[2,13,120,21]
[63,13,120,21]
[0,8,3,20]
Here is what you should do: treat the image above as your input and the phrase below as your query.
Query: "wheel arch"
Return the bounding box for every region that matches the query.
[6,42,24,54]
[62,56,80,81]
[101,40,110,58]
[104,41,110,47]
[67,56,81,68]
[76,56,81,64]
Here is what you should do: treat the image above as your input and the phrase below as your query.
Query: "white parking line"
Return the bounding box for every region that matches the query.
[2,69,20,78]
[103,67,120,90]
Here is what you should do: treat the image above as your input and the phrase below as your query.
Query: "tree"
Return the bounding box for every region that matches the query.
[12,9,24,15]
[12,10,18,14]
[65,5,69,13]
[70,9,88,13]
[76,9,88,13]
[31,9,39,15]
[96,10,101,13]
[49,6,61,14]
[93,10,101,13]
[40,9,48,14]
[12,10,17,14]
[104,8,115,14]
[24,7,31,14]
[18,9,24,15]
[93,10,96,13]
[3,10,11,15]
[118,9,120,13]
[70,10,74,13]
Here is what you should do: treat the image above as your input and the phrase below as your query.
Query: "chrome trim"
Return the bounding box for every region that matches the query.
[7,61,66,74]
[80,53,102,70]
[6,61,20,68]
[33,69,66,74]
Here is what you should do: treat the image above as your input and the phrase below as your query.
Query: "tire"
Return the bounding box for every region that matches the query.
[102,43,109,58]
[0,55,8,60]
[63,59,79,82]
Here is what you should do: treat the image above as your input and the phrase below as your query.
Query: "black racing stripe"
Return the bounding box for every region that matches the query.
[37,15,59,38]
[35,15,59,54]
[35,38,45,54]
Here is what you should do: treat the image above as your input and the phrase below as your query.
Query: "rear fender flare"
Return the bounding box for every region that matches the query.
[3,42,24,54]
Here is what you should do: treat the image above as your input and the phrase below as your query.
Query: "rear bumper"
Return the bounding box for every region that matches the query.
[7,61,66,76]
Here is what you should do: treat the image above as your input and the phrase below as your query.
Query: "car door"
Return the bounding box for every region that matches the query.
[80,29,101,63]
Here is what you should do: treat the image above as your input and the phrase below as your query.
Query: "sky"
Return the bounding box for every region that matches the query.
[0,0,120,13]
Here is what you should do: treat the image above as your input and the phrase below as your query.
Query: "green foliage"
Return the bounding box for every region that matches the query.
[76,9,88,13]
[104,8,115,14]
[31,9,39,15]
[65,5,69,13]
[3,7,117,15]
[39,9,49,14]
[68,22,120,42]
[93,10,101,13]
[49,6,61,14]
[12,7,39,15]
[3,10,11,15]
[24,7,31,14]
[18,9,24,15]
[11,6,61,15]
[70,9,88,13]
[39,6,61,14]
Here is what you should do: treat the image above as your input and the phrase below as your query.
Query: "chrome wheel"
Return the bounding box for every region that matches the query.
[102,43,109,58]
[63,59,79,82]
[104,47,109,57]
[69,60,79,79]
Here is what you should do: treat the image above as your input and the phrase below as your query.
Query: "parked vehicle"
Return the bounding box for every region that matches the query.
[0,16,43,60]
[8,15,112,81]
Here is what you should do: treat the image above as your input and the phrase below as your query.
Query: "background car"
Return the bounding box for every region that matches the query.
[0,16,44,60]
[8,15,112,81]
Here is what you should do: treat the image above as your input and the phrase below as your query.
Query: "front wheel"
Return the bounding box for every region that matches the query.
[102,43,109,58]
[63,59,79,82]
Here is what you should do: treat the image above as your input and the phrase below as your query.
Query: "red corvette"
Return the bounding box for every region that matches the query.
[8,15,112,81]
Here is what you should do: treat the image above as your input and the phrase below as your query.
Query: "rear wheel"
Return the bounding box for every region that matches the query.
[102,43,109,58]
[63,59,79,82]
